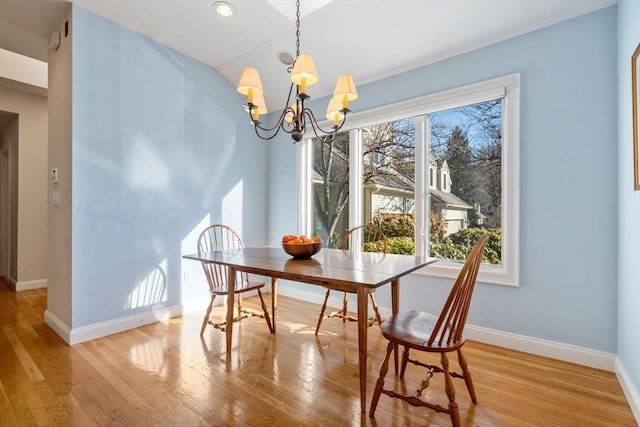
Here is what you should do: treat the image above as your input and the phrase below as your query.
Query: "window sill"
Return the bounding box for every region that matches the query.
[416,260,518,287]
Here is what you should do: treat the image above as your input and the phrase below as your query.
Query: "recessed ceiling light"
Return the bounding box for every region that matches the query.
[213,1,236,17]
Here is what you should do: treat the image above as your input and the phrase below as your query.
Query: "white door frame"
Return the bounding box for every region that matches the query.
[0,144,10,279]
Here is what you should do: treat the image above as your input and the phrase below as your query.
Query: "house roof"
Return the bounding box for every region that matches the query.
[430,188,472,209]
[365,172,414,194]
[365,172,472,210]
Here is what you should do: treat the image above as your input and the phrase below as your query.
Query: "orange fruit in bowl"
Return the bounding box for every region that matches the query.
[282,233,323,258]
[282,234,322,245]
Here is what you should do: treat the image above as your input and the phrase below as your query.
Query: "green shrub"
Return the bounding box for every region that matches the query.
[429,240,467,261]
[370,213,501,263]
[386,237,415,255]
[429,212,447,244]
[438,227,501,264]
[363,240,386,253]
[372,213,414,238]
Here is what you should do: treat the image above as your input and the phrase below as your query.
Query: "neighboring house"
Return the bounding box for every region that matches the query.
[473,202,487,226]
[365,159,472,235]
[311,132,473,237]
[427,158,472,235]
[364,171,414,223]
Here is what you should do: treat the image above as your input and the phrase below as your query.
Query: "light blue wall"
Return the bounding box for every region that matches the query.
[71,5,268,327]
[269,7,619,352]
[617,0,640,407]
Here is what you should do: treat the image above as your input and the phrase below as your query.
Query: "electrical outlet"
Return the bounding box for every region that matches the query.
[184,271,192,283]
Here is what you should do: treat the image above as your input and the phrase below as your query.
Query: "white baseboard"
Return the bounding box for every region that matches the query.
[277,284,617,372]
[15,278,47,291]
[44,288,272,344]
[277,283,332,306]
[45,304,187,345]
[616,358,640,425]
[43,293,257,346]
[44,310,71,343]
[181,296,216,314]
[45,284,620,373]
[464,324,616,371]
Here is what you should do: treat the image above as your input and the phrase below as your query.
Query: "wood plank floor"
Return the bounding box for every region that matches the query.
[0,279,636,426]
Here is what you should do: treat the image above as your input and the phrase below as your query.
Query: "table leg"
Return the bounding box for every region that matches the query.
[391,278,399,375]
[271,277,278,333]
[357,286,368,413]
[226,266,236,353]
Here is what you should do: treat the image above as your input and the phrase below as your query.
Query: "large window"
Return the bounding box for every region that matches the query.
[299,74,519,285]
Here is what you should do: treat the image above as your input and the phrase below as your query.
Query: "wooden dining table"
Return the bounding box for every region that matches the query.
[183,246,437,413]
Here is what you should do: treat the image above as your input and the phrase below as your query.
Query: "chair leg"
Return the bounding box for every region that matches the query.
[369,292,383,325]
[341,292,348,322]
[457,348,477,403]
[441,352,461,427]
[370,341,394,417]
[236,293,243,319]
[315,289,331,335]
[200,294,216,336]
[257,289,274,333]
[400,346,410,377]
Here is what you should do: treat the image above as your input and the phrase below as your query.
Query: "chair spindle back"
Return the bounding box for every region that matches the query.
[428,234,488,348]
[197,224,247,291]
[339,224,388,253]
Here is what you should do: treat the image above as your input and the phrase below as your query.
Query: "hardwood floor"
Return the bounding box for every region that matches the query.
[0,279,636,426]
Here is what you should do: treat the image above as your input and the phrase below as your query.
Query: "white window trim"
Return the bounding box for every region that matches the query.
[348,128,363,229]
[300,73,520,286]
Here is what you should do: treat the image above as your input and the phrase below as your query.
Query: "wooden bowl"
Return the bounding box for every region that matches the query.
[282,241,322,259]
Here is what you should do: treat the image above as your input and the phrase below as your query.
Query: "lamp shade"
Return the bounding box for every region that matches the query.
[237,67,263,104]
[291,54,318,87]
[333,74,358,101]
[326,96,345,122]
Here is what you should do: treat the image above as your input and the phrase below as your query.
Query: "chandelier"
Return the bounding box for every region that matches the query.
[236,0,358,142]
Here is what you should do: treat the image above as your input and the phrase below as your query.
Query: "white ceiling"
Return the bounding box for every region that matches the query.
[0,0,617,111]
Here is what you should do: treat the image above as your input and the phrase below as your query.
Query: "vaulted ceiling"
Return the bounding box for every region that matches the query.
[0,0,617,111]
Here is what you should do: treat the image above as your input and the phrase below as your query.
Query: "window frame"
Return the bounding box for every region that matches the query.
[297,73,520,286]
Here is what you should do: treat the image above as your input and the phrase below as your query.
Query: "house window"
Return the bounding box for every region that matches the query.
[299,74,520,286]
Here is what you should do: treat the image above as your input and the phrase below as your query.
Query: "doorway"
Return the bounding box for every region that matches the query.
[1,146,9,279]
[0,110,17,282]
